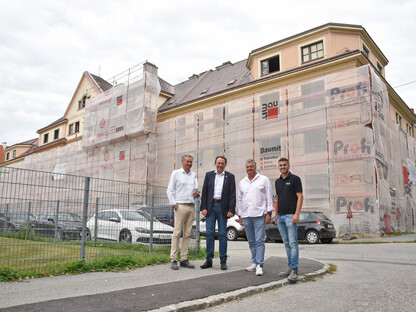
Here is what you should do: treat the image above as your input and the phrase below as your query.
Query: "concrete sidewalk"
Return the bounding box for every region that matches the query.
[0,255,324,312]
[333,233,416,243]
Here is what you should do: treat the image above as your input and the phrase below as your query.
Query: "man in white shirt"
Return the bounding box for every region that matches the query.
[167,154,200,270]
[237,159,273,276]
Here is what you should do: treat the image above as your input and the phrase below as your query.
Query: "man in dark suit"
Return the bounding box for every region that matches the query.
[200,156,236,270]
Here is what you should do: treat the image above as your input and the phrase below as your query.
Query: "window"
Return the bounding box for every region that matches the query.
[396,112,402,129]
[43,133,49,144]
[377,62,383,74]
[6,152,9,160]
[301,80,325,110]
[406,123,414,137]
[302,41,324,63]
[304,128,327,154]
[78,95,90,110]
[12,150,16,158]
[261,55,280,76]
[69,124,74,135]
[362,45,370,58]
[54,129,60,140]
[75,121,80,133]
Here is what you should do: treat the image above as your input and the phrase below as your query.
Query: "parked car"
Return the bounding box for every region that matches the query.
[265,211,336,244]
[87,209,173,245]
[137,205,174,227]
[35,211,88,240]
[198,215,246,241]
[0,217,16,232]
[0,211,37,230]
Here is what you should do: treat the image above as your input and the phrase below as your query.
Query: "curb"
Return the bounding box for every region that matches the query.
[149,260,330,312]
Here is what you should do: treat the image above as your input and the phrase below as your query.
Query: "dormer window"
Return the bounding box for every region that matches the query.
[54,129,60,140]
[43,133,49,144]
[261,55,280,76]
[377,62,383,74]
[362,44,370,59]
[302,41,324,63]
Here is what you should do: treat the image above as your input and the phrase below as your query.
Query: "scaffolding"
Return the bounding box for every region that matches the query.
[3,64,416,235]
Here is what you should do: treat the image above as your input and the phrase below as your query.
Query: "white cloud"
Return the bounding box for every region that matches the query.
[1,0,416,145]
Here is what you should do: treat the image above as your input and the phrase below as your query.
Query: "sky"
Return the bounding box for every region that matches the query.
[1,0,415,146]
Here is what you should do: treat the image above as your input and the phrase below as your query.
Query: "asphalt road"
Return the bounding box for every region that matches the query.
[202,237,416,312]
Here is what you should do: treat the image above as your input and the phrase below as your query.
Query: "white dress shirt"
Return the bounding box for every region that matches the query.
[167,168,198,205]
[213,170,225,199]
[236,173,273,218]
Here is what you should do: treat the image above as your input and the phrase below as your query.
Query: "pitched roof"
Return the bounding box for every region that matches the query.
[8,138,37,148]
[158,59,252,112]
[18,138,38,146]
[89,73,113,92]
[159,77,174,95]
[37,117,67,133]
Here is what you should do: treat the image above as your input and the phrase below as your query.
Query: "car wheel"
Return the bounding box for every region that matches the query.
[321,238,333,244]
[119,230,132,243]
[56,230,63,240]
[305,230,319,244]
[82,229,91,240]
[227,227,238,241]
[190,226,197,239]
[265,233,270,243]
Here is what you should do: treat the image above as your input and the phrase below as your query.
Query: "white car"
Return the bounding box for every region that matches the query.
[196,215,246,241]
[87,209,173,245]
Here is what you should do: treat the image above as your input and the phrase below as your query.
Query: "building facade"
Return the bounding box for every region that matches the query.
[2,23,415,235]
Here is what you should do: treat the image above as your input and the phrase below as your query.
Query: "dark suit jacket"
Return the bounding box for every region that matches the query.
[200,170,236,218]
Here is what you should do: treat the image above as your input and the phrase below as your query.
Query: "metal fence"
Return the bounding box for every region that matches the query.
[0,167,200,272]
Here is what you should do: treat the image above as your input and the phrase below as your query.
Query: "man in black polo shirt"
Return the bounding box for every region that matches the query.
[274,157,303,282]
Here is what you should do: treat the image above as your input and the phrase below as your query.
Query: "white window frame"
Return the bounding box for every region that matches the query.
[259,52,281,76]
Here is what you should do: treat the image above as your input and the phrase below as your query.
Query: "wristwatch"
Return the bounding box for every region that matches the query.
[267,211,272,216]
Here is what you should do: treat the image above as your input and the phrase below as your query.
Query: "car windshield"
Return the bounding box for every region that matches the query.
[315,212,330,221]
[119,210,149,222]
[8,212,36,221]
[137,210,159,222]
[58,213,82,222]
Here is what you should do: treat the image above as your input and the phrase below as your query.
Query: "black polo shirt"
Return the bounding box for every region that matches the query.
[275,172,302,215]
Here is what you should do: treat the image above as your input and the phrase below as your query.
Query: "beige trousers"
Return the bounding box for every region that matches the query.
[170,204,195,261]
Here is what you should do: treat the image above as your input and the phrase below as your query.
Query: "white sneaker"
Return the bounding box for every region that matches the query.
[245,263,256,272]
[255,265,263,276]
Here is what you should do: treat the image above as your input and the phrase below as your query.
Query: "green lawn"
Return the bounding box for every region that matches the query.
[0,236,205,281]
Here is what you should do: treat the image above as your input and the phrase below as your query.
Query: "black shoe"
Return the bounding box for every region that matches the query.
[221,262,227,270]
[171,260,178,270]
[180,259,195,269]
[200,261,212,269]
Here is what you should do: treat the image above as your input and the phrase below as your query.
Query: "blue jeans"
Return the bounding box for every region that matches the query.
[205,202,227,263]
[242,215,266,266]
[277,214,299,271]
